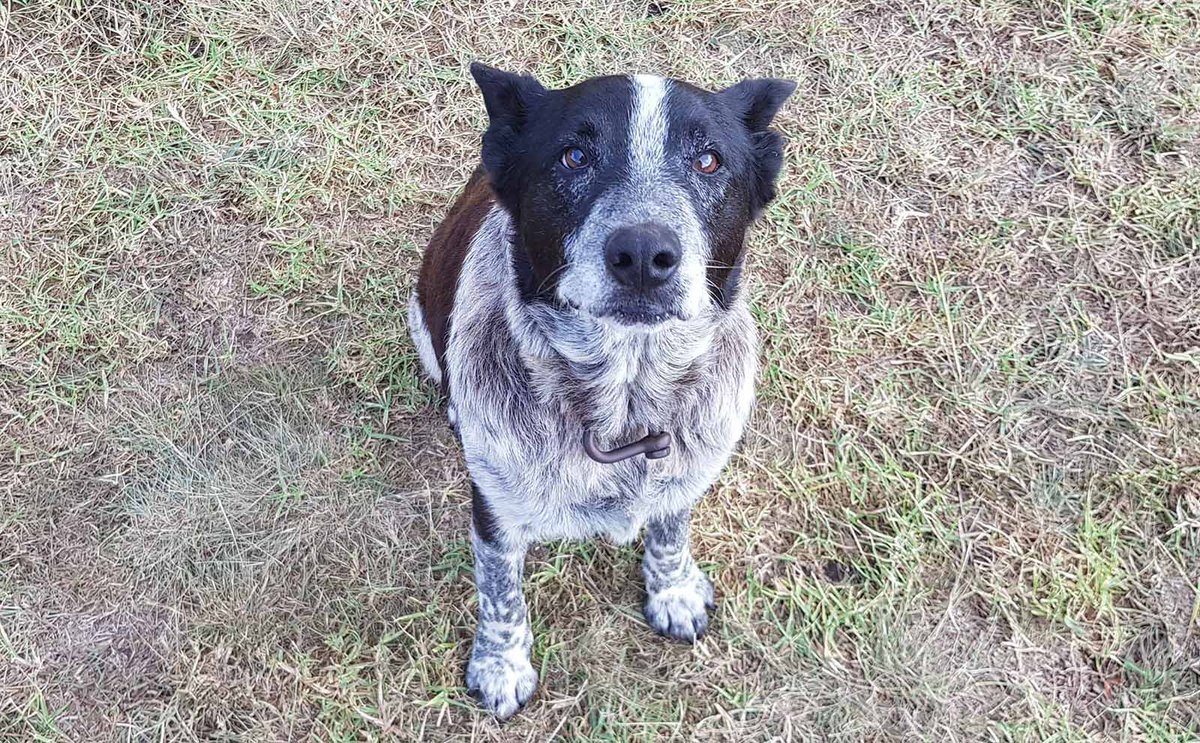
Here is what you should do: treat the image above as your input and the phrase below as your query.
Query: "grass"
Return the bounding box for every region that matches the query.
[1,0,1198,739]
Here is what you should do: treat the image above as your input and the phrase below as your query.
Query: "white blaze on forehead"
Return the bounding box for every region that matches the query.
[556,74,710,320]
[630,74,670,180]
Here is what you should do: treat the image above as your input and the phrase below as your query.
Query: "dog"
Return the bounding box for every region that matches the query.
[409,63,794,718]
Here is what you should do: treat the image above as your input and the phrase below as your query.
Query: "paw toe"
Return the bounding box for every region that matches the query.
[466,653,538,719]
[644,575,715,643]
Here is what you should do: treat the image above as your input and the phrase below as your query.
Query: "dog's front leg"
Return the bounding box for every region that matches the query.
[465,484,537,719]
[642,509,715,642]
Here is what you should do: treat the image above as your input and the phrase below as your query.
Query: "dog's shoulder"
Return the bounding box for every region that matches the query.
[414,166,496,388]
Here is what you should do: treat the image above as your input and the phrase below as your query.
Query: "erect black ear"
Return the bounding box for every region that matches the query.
[469,62,546,132]
[716,79,796,214]
[717,78,797,131]
[469,62,547,193]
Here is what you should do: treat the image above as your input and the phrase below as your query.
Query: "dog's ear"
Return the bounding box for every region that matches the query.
[717,78,796,132]
[718,78,796,213]
[469,62,547,187]
[470,62,546,129]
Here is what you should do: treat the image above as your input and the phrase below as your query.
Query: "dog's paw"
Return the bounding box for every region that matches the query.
[644,570,715,643]
[466,647,538,720]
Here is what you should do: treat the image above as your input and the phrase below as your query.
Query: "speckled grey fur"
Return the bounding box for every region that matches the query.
[428,205,755,717]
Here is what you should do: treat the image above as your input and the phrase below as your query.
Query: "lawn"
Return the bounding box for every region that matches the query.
[2,0,1198,740]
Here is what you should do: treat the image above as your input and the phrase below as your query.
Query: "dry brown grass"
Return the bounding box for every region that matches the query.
[2,0,1199,740]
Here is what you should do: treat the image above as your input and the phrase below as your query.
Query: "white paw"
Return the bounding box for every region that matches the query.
[465,646,538,719]
[644,571,715,643]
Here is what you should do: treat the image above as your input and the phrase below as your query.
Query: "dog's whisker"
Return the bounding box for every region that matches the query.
[534,262,572,298]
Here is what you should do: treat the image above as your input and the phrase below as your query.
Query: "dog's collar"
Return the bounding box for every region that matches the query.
[582,430,672,464]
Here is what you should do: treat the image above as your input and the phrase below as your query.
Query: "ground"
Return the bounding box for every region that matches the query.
[1,0,1198,740]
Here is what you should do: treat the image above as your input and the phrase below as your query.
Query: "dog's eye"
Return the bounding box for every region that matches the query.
[561,147,589,170]
[693,150,721,174]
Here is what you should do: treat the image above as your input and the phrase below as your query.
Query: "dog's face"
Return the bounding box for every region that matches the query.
[471,64,795,326]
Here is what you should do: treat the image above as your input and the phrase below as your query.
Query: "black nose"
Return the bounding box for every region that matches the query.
[604,224,681,290]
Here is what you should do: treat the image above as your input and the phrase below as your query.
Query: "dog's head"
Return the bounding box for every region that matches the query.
[471,63,795,326]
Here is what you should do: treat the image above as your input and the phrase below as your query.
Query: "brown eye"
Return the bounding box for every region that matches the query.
[561,147,588,170]
[694,150,721,174]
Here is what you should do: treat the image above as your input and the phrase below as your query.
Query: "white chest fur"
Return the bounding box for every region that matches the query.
[446,207,757,544]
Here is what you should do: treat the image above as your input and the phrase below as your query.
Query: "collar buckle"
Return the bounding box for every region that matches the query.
[582,430,672,464]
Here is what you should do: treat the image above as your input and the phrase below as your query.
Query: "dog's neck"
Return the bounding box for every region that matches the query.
[501,264,723,441]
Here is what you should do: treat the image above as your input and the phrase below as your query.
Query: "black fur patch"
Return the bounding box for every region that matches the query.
[667,78,796,305]
[470,63,795,310]
[471,480,503,545]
